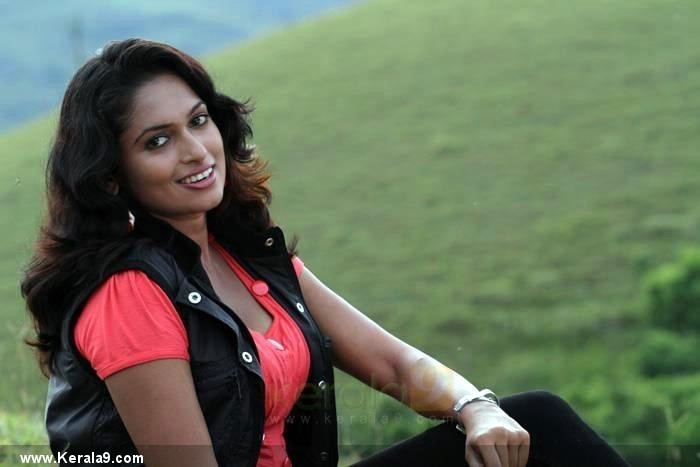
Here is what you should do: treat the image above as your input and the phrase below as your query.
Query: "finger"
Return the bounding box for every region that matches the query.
[479,444,503,467]
[509,443,519,467]
[495,442,509,467]
[466,441,485,467]
[518,441,530,467]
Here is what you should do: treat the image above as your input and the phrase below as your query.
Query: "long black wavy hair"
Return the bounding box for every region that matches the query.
[20,38,298,378]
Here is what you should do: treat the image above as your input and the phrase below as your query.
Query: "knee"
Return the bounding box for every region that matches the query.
[523,389,578,417]
[506,389,574,414]
[528,389,569,406]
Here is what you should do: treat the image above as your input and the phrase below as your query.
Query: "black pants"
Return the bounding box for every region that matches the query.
[350,390,631,467]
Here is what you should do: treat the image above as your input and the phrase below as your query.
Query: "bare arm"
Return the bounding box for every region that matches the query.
[298,266,482,422]
[104,359,219,467]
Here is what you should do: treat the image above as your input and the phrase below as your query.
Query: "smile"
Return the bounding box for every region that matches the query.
[177,166,214,184]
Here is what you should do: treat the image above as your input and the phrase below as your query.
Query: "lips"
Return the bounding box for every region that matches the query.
[176,164,215,184]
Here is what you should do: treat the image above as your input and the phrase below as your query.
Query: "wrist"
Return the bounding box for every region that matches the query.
[453,388,500,434]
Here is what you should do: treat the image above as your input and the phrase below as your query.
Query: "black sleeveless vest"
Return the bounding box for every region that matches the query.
[44,209,339,467]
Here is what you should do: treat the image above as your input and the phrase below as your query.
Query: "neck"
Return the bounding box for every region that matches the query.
[150,211,215,271]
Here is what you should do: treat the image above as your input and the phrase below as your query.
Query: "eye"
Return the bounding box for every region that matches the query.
[191,114,209,127]
[145,135,168,150]
[143,114,208,151]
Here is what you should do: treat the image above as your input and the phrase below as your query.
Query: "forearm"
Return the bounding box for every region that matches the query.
[387,346,482,421]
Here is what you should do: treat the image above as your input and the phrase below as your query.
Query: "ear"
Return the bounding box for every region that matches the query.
[104,175,120,196]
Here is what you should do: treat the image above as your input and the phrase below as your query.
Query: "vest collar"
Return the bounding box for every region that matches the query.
[130,205,289,275]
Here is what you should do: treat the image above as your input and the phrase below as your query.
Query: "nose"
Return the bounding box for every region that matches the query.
[181,129,208,163]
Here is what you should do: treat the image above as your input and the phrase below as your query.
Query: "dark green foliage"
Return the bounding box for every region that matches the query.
[644,249,700,334]
[562,375,700,467]
[638,329,700,377]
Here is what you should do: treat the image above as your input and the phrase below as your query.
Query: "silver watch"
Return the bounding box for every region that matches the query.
[453,388,500,434]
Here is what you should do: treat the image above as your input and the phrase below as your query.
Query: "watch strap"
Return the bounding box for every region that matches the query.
[453,388,500,434]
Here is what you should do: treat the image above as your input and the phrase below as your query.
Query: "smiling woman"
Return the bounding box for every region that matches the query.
[18,38,299,467]
[19,38,632,467]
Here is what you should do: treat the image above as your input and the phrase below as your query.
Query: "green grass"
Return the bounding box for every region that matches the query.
[2,0,699,463]
[0,411,52,467]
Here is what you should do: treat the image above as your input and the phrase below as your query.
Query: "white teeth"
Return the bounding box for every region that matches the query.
[179,167,213,184]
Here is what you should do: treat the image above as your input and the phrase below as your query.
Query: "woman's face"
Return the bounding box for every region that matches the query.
[117,73,226,223]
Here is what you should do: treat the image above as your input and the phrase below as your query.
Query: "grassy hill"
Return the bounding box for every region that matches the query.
[2,0,699,464]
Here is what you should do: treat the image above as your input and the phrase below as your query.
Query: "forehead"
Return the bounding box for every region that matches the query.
[127,73,201,127]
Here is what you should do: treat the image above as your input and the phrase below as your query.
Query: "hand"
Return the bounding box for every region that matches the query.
[457,402,530,467]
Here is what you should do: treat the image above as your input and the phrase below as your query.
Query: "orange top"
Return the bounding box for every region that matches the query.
[75,235,310,467]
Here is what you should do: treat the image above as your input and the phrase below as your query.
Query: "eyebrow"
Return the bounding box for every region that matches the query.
[133,100,205,145]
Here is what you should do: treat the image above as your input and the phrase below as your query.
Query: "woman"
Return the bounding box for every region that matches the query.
[20,38,631,467]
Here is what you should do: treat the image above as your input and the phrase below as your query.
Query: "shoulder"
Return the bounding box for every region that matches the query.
[75,269,189,380]
[77,269,179,335]
[102,237,182,298]
[88,269,170,302]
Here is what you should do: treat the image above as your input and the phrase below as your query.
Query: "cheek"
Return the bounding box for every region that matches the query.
[122,158,176,197]
[206,123,225,154]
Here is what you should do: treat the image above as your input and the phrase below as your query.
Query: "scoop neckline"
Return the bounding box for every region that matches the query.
[209,233,276,337]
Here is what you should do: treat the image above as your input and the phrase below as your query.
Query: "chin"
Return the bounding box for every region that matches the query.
[204,189,225,211]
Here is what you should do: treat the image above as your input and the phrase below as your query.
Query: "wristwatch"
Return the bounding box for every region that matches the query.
[453,388,500,434]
